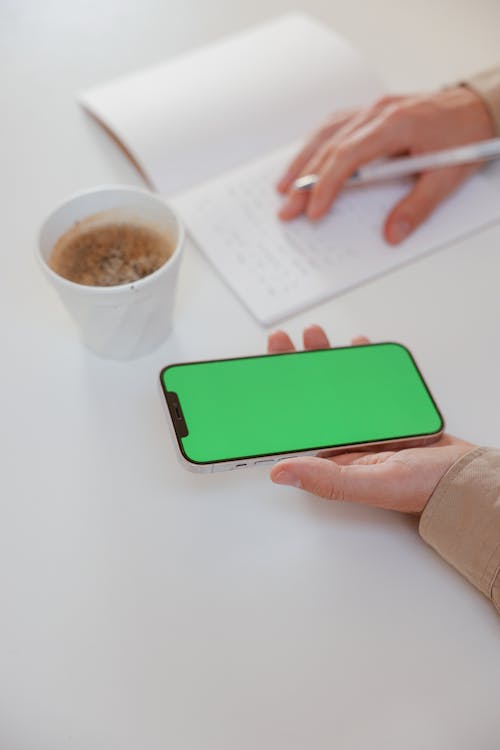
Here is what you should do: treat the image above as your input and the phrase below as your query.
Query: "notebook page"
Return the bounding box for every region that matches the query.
[79,14,383,195]
[171,146,500,326]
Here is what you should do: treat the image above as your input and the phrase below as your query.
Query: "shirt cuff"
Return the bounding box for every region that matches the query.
[419,447,500,614]
[463,67,500,135]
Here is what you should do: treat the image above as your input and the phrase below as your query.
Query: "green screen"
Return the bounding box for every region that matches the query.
[160,343,443,464]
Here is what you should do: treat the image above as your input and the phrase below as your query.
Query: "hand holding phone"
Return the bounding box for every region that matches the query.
[159,321,464,496]
[267,326,474,514]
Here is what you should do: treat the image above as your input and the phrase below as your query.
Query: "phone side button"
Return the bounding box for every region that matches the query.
[254,459,276,465]
[233,463,247,469]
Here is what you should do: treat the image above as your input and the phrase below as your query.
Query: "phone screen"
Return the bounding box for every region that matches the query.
[160,343,443,465]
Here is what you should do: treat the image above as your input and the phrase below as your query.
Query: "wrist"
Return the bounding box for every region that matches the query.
[461,67,500,136]
[459,86,496,137]
[441,85,495,140]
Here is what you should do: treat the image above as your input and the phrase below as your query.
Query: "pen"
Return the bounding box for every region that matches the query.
[292,137,500,191]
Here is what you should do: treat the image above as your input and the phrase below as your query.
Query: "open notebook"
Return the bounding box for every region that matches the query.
[80,13,500,326]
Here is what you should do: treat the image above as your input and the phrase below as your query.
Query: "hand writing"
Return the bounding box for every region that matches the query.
[277,87,494,244]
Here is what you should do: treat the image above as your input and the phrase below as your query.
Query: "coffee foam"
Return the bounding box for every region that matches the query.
[49,210,173,287]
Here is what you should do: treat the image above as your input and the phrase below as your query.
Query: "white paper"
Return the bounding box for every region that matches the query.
[171,146,500,326]
[80,13,384,194]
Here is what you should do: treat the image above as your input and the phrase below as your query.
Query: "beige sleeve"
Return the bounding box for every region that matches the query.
[419,447,500,614]
[463,67,500,135]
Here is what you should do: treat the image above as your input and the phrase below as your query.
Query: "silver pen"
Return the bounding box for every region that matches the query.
[292,137,500,191]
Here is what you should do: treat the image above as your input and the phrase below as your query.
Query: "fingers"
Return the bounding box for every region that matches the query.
[268,327,369,353]
[276,110,358,194]
[268,325,331,352]
[271,457,347,499]
[270,456,399,507]
[278,118,375,221]
[277,97,405,196]
[351,335,370,346]
[279,140,340,219]
[304,110,413,220]
[384,164,476,244]
[267,330,295,353]
[303,324,330,350]
[279,98,412,221]
[279,105,389,220]
[278,189,309,221]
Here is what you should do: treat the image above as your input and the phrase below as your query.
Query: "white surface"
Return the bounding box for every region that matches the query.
[1,1,500,749]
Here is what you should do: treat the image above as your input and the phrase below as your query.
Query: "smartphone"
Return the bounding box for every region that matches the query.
[159,342,444,473]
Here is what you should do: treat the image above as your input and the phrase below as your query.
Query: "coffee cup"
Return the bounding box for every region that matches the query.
[37,185,184,360]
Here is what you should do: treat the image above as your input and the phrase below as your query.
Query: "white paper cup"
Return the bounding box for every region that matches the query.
[37,186,184,360]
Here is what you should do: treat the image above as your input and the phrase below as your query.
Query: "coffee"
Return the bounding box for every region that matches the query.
[49,218,173,286]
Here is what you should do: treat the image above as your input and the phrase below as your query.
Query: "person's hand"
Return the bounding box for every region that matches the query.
[277,87,495,244]
[268,325,475,514]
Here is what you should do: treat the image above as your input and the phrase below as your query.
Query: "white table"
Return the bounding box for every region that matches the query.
[1,1,499,748]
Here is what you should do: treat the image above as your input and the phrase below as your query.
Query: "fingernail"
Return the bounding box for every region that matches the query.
[388,217,412,244]
[273,470,302,488]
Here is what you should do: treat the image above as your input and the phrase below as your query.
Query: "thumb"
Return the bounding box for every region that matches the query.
[270,456,383,504]
[384,165,474,245]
